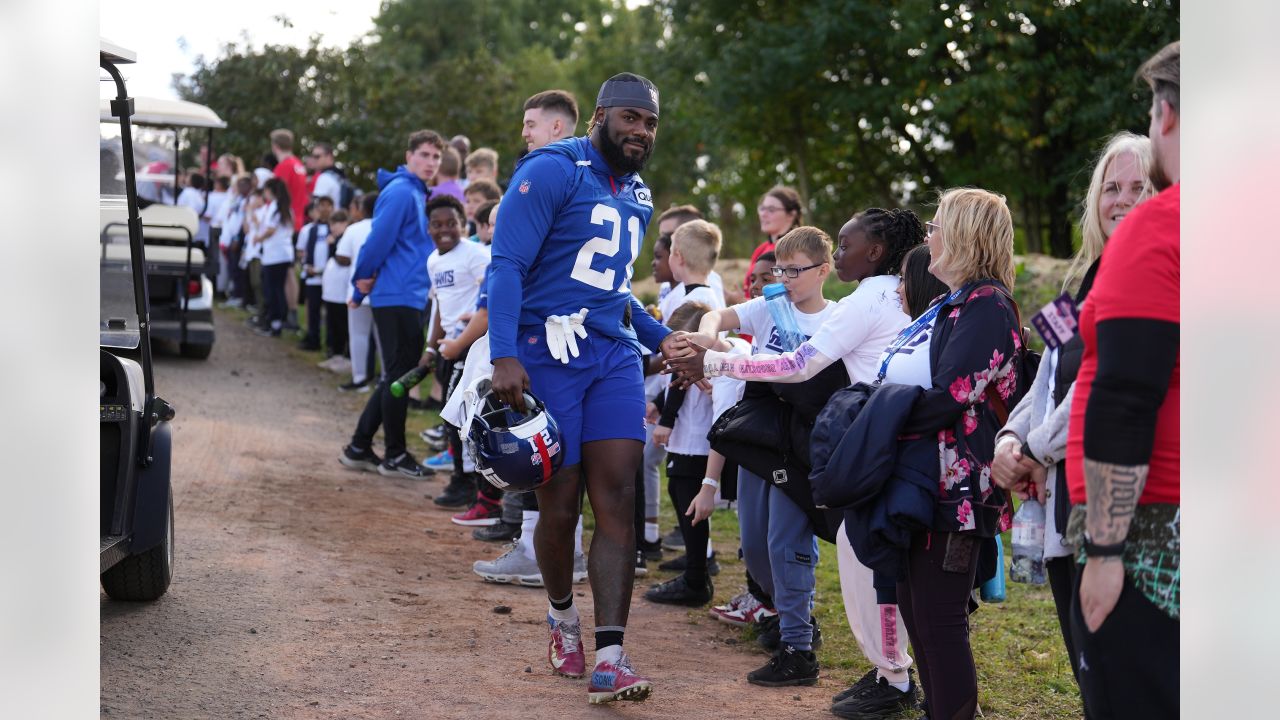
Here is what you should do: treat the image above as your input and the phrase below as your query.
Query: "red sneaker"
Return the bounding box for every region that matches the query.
[588,653,653,704]
[547,616,585,678]
[450,494,501,526]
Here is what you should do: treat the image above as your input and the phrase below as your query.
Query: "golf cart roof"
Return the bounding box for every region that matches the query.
[99,96,227,130]
[100,37,136,65]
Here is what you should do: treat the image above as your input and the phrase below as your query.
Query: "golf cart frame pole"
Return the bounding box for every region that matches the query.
[100,59,155,401]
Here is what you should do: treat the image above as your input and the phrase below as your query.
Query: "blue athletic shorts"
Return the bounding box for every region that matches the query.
[517,327,646,467]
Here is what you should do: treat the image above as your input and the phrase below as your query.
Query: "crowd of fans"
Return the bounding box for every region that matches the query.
[167,41,1179,719]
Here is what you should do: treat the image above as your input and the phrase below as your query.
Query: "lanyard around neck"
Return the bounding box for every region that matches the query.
[877,285,967,381]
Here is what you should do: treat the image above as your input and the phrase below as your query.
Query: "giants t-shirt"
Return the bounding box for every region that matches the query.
[734,295,835,354]
[1067,184,1180,505]
[428,240,491,339]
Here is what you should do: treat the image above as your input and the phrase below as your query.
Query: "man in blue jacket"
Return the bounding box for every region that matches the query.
[339,129,443,479]
[488,73,682,705]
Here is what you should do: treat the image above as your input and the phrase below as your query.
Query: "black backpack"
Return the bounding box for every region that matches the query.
[324,168,356,210]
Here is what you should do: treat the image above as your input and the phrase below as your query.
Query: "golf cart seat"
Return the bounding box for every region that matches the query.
[102,204,205,271]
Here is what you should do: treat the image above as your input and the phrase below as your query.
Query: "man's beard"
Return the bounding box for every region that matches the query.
[1150,150,1173,191]
[598,115,652,174]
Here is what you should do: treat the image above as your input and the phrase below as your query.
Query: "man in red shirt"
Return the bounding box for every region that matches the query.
[271,128,310,231]
[271,128,310,327]
[1065,41,1179,718]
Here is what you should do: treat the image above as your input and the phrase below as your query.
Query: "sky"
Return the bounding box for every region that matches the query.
[100,0,383,100]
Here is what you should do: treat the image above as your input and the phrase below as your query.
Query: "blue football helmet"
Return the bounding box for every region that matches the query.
[464,379,564,493]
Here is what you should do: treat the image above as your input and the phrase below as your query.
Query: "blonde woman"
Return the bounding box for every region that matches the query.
[874,188,1023,720]
[990,132,1152,688]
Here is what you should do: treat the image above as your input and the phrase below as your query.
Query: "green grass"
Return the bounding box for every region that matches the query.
[235,301,1081,719]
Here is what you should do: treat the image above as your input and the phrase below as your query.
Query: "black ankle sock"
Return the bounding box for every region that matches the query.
[595,629,624,651]
[549,593,574,612]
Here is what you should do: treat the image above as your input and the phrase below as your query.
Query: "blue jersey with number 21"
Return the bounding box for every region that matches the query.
[487,136,670,361]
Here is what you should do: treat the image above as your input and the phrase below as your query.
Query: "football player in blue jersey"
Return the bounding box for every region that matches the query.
[488,72,684,705]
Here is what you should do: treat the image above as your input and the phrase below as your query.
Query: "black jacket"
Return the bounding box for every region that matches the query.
[707,362,849,543]
[809,382,934,601]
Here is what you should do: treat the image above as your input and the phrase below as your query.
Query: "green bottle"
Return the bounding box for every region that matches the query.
[389,365,430,398]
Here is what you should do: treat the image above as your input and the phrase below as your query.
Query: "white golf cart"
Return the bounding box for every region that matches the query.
[100,91,226,360]
[100,39,178,600]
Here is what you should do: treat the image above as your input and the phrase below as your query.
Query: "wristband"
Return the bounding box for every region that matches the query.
[1083,532,1126,558]
[701,477,719,489]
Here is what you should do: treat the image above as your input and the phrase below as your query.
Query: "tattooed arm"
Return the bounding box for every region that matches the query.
[1079,317,1178,630]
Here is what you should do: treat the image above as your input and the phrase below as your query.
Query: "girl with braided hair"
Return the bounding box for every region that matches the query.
[665,207,928,715]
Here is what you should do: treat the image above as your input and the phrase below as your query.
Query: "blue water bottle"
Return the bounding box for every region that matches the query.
[980,535,1007,603]
[762,283,807,351]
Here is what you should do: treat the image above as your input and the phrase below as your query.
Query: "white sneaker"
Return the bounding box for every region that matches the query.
[474,545,543,587]
[573,552,588,584]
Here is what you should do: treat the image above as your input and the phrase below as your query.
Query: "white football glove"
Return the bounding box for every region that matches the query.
[544,307,590,364]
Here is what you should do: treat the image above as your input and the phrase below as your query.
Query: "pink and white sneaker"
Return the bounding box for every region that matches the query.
[709,591,776,628]
[547,616,585,678]
[588,653,653,704]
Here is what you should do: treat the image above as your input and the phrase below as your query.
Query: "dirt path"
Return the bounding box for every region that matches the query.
[100,310,841,719]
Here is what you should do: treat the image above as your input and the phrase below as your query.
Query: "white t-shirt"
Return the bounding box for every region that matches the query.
[806,274,911,384]
[312,169,343,206]
[657,271,724,312]
[878,310,937,389]
[296,222,330,286]
[176,186,210,245]
[428,241,491,339]
[734,295,836,354]
[206,190,229,230]
[258,201,294,265]
[659,280,726,321]
[241,203,268,263]
[216,194,246,248]
[339,219,374,305]
[321,232,350,304]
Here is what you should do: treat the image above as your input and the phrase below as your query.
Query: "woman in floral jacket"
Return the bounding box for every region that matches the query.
[876,188,1022,720]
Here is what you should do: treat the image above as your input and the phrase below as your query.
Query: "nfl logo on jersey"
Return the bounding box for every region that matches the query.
[519,180,531,194]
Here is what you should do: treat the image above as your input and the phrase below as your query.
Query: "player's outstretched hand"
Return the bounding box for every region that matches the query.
[491,357,531,412]
[660,333,713,392]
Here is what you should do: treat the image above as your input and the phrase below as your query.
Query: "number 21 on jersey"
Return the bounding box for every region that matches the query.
[570,204,642,293]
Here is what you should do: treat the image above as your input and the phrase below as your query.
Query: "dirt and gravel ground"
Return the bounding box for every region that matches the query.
[100,310,843,719]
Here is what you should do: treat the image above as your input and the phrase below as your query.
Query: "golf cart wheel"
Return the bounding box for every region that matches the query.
[180,342,212,360]
[102,494,174,601]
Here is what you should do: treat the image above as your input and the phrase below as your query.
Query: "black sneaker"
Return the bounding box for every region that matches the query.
[661,528,685,552]
[830,671,918,719]
[758,614,822,652]
[472,521,520,543]
[378,452,434,479]
[747,644,819,687]
[658,551,719,576]
[297,341,321,351]
[339,444,383,473]
[433,473,477,509]
[635,550,649,577]
[644,574,713,606]
[833,668,879,703]
[638,538,663,562]
[338,380,369,392]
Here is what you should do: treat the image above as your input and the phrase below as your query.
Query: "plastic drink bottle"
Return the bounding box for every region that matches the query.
[762,283,807,351]
[1009,499,1048,584]
[980,535,1007,602]
[389,365,430,398]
